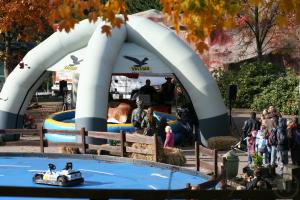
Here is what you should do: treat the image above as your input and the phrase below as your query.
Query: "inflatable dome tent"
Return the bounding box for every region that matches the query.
[0,15,229,145]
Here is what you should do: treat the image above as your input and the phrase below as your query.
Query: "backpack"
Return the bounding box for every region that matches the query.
[294,128,300,146]
[277,129,288,145]
[258,139,268,153]
[268,128,277,146]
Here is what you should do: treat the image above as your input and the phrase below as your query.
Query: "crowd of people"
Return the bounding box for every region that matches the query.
[242,106,300,175]
[129,76,197,147]
[131,99,174,148]
[130,76,192,112]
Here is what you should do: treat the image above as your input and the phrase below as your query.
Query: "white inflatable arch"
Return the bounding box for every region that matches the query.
[0,16,229,142]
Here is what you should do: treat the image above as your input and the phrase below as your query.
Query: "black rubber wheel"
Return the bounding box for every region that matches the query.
[57,176,67,186]
[33,174,43,181]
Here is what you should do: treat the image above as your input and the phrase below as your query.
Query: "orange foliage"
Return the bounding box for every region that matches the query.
[48,0,128,35]
[0,0,49,41]
[1,0,299,55]
[160,0,300,53]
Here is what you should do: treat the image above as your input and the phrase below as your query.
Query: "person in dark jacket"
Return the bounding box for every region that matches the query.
[246,168,272,190]
[277,117,289,175]
[242,112,260,150]
[287,117,300,166]
[160,76,175,113]
[139,79,157,102]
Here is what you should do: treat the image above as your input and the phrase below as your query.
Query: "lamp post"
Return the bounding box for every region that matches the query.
[228,84,237,126]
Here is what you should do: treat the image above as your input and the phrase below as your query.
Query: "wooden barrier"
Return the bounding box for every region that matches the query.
[0,128,42,147]
[0,127,159,162]
[41,128,86,153]
[87,131,125,156]
[195,141,220,179]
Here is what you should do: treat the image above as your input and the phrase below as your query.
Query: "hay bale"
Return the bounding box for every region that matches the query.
[126,142,186,166]
[207,136,239,150]
[58,146,80,154]
[85,149,98,154]
[162,147,186,166]
[127,143,157,161]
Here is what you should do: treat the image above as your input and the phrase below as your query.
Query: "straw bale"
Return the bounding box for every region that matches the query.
[58,146,80,154]
[127,143,186,166]
[127,143,157,161]
[207,136,239,150]
[162,147,186,166]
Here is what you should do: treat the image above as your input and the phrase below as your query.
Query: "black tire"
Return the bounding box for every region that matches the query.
[57,176,67,186]
[33,174,43,181]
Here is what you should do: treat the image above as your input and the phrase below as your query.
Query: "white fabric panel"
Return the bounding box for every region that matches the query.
[0,19,102,114]
[75,24,126,119]
[126,16,227,119]
[47,47,86,72]
[113,43,172,74]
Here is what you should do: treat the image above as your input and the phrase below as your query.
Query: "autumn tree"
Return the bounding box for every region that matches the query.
[0,0,51,78]
[160,0,300,59]
[2,0,298,74]
[235,1,298,61]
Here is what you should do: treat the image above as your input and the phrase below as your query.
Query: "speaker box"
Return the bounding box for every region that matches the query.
[228,84,237,101]
[59,80,68,94]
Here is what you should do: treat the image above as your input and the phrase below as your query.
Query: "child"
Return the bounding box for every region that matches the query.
[164,126,174,148]
[247,129,257,166]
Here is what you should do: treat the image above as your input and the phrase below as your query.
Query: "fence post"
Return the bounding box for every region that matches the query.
[120,131,125,157]
[153,134,158,162]
[39,125,44,153]
[80,128,86,154]
[214,149,218,179]
[185,183,191,190]
[195,141,199,171]
[221,156,227,189]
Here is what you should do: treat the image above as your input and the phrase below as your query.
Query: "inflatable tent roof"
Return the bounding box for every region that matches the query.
[0,15,229,144]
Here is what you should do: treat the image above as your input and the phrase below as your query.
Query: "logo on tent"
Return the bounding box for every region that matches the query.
[70,55,83,66]
[123,55,151,72]
[123,55,149,67]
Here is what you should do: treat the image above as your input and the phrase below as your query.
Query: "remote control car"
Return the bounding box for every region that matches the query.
[33,162,84,186]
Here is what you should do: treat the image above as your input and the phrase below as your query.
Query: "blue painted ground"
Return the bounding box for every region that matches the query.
[0,155,207,200]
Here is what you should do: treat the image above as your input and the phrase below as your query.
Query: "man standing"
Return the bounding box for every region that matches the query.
[277,117,289,175]
[139,79,157,102]
[131,99,146,129]
[160,76,175,113]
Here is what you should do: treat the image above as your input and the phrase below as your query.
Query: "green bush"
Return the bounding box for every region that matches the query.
[212,62,285,108]
[253,152,263,168]
[251,71,298,115]
[234,62,284,108]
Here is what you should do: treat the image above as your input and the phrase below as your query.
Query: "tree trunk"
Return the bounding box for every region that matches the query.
[254,6,263,62]
[256,41,263,62]
[3,33,12,79]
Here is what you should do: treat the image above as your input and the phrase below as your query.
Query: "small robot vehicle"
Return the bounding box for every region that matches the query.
[33,162,84,186]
